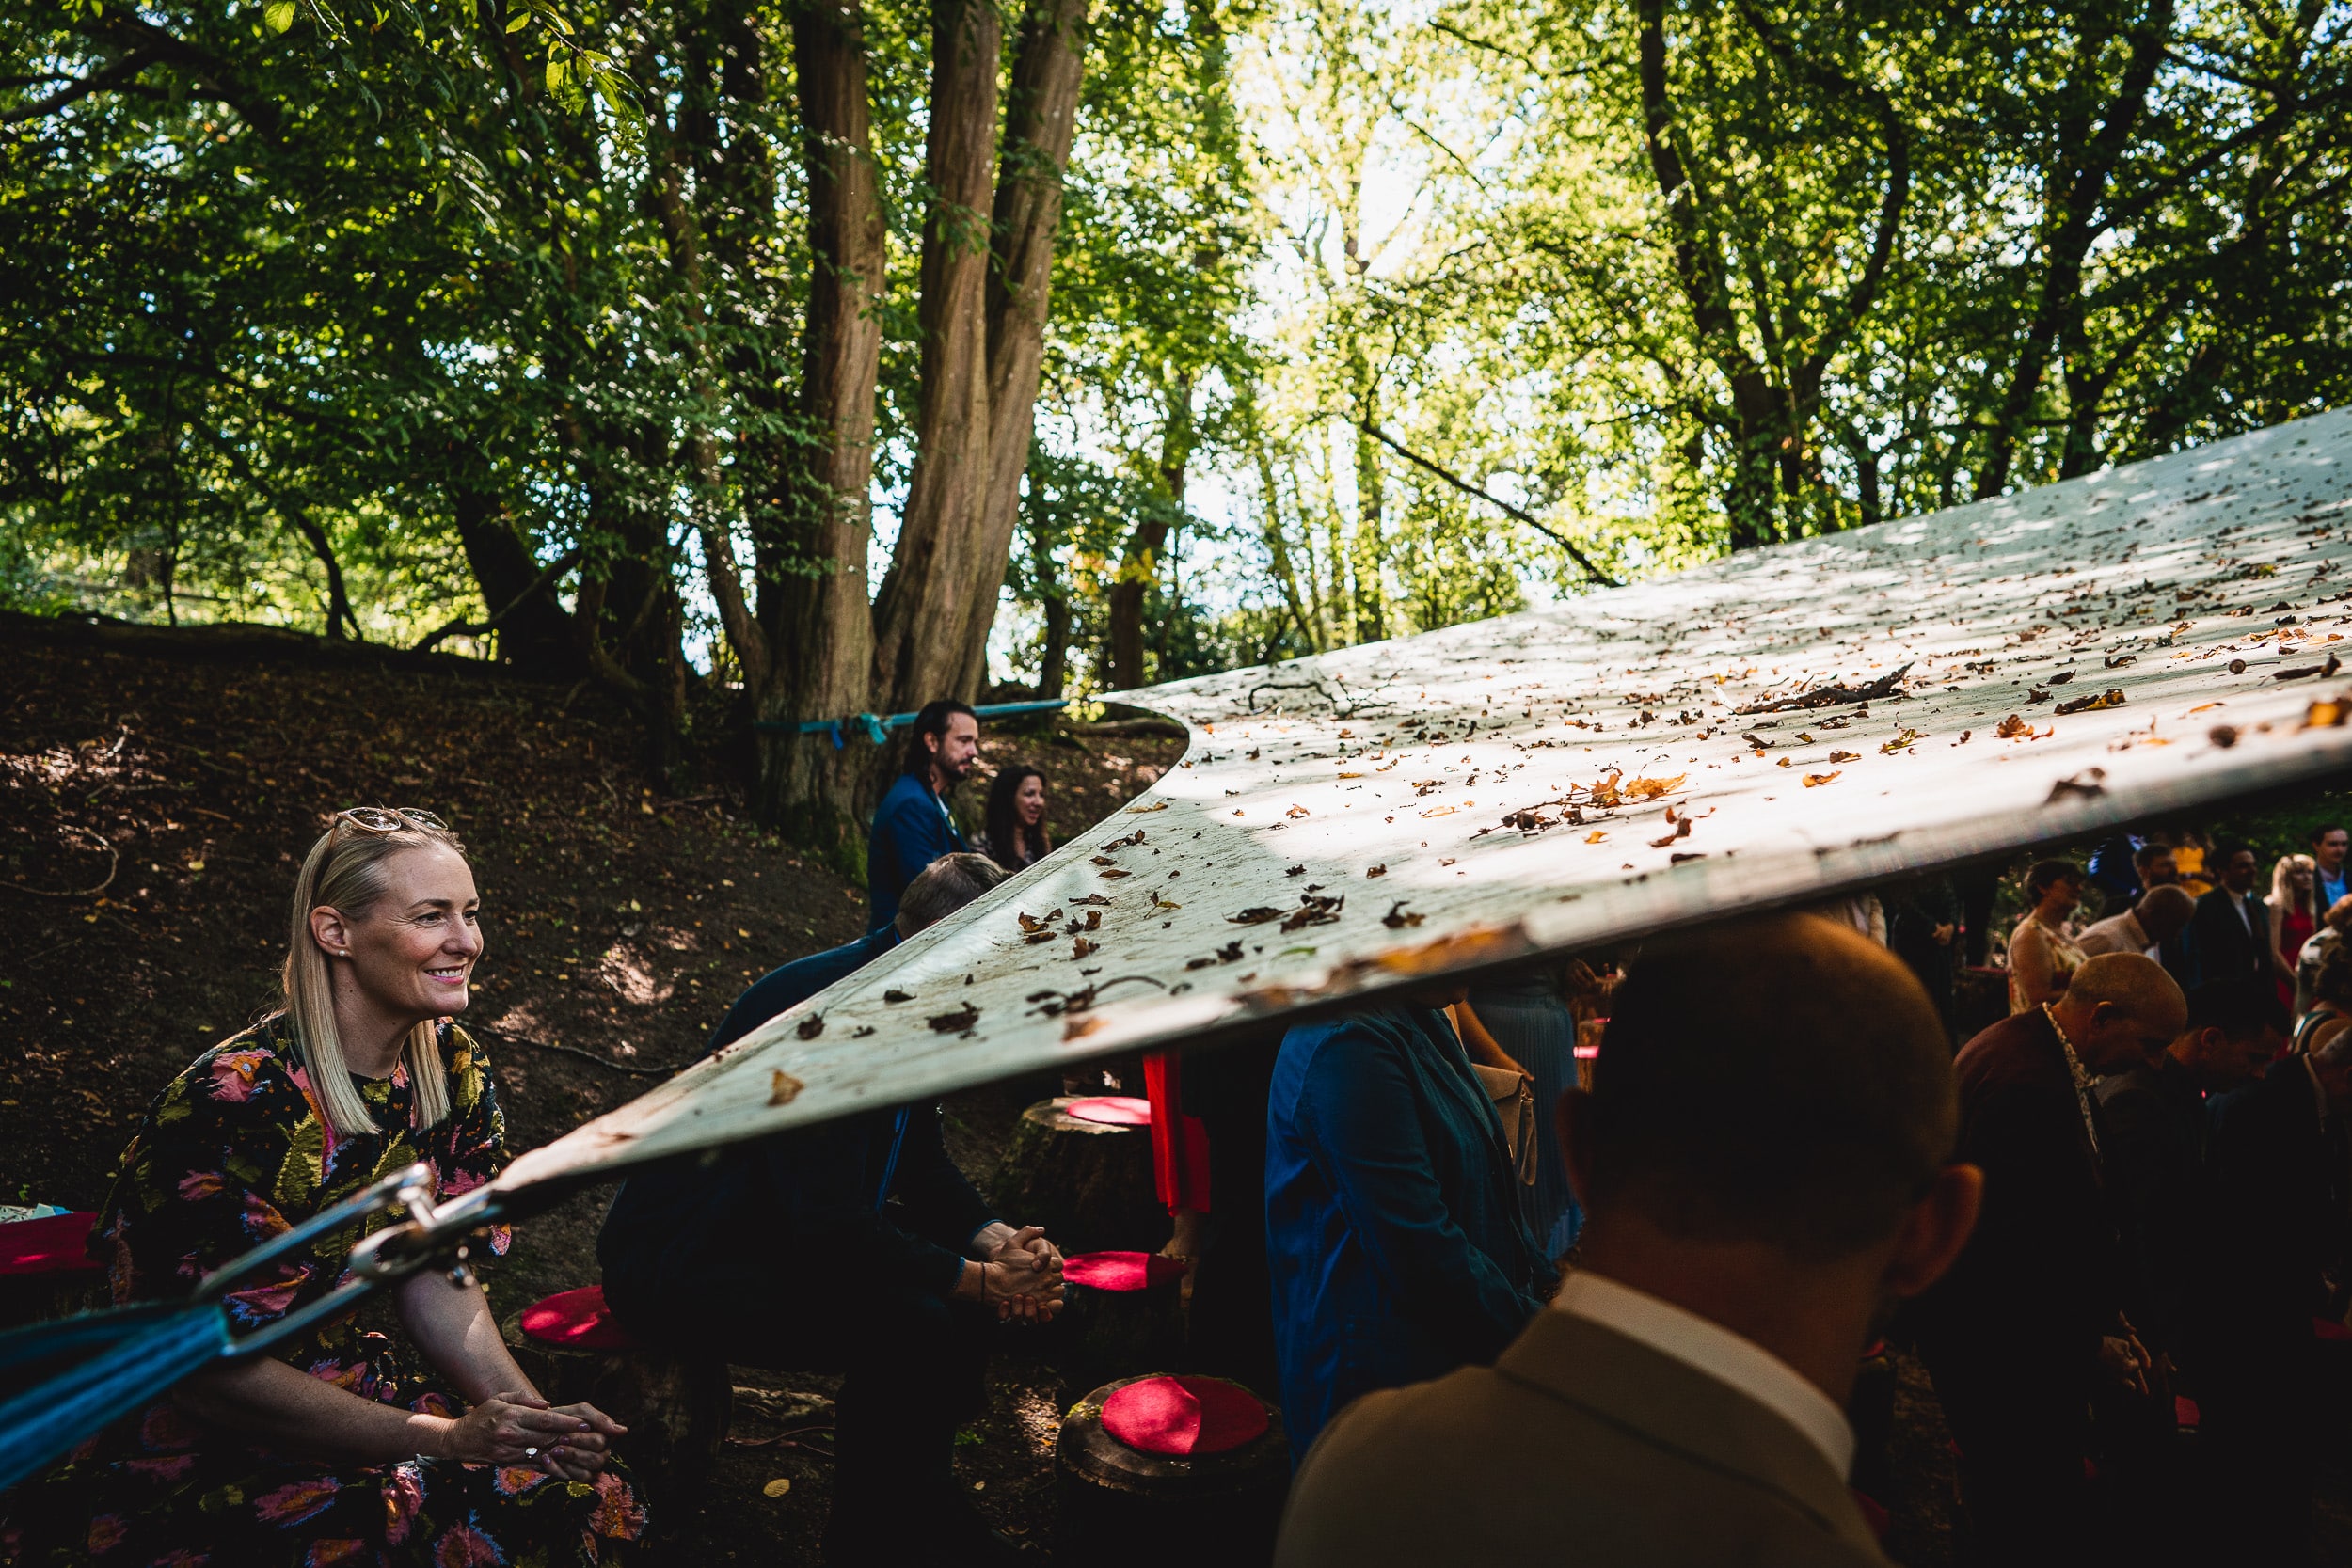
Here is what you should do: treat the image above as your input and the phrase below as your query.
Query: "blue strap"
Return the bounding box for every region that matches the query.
[0,1302,231,1493]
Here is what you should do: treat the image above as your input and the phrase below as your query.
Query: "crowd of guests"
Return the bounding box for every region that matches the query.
[12,683,2352,1567]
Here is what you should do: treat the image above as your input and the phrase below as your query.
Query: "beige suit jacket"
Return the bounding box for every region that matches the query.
[1274,1307,1892,1568]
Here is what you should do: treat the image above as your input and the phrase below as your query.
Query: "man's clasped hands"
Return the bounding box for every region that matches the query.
[954,1222,1067,1322]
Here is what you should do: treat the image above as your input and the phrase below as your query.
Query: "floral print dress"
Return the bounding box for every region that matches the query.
[3,1019,647,1568]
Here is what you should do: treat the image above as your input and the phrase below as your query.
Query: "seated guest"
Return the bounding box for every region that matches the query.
[2076,882,2195,960]
[2186,842,2269,990]
[1265,990,1553,1460]
[866,698,978,933]
[2095,980,2280,1366]
[600,853,1056,1565]
[981,763,1053,871]
[1914,953,2185,1565]
[1273,915,1981,1567]
[2196,1016,2352,1559]
[2295,895,2352,1021]
[2007,858,2089,1012]
[8,809,644,1567]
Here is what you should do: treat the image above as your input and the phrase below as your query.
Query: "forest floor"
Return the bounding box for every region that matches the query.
[5,617,2351,1564]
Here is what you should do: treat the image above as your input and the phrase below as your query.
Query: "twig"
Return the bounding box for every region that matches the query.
[1359,423,1621,588]
[3,825,119,898]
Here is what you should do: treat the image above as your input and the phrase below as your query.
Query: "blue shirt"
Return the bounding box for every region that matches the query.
[1265,1004,1552,1462]
[866,772,967,933]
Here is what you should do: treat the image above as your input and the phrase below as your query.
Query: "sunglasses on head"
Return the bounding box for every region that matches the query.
[333,806,448,834]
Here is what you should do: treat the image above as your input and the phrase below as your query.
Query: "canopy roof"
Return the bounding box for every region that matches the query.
[498,410,2352,1196]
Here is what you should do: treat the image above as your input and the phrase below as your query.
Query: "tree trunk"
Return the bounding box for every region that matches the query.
[868,0,1004,713]
[948,0,1093,695]
[1106,374,1191,690]
[446,449,577,678]
[749,0,891,863]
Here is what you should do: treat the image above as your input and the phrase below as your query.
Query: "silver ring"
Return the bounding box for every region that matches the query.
[525,1447,538,1458]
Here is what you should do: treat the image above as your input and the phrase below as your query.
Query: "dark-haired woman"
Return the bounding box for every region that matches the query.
[983,764,1052,871]
[8,809,646,1567]
[2008,858,2089,1014]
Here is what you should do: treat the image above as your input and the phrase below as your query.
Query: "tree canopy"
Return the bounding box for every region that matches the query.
[5,0,2348,839]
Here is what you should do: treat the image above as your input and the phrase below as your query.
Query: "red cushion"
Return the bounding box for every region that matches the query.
[0,1213,102,1277]
[1063,1251,1187,1292]
[2314,1317,2352,1342]
[2175,1395,2201,1428]
[1065,1096,1152,1127]
[1100,1375,1269,1457]
[519,1285,640,1352]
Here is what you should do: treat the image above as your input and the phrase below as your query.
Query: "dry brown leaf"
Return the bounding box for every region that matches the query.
[1125,800,1168,813]
[768,1070,804,1107]
[1623,773,1687,801]
[796,1014,824,1040]
[1382,901,1425,928]
[1828,750,1861,764]
[1584,830,1607,844]
[928,1003,979,1035]
[1072,936,1099,959]
[1227,907,1287,926]
[1803,771,1843,787]
[1285,804,1311,818]
[2053,688,2126,715]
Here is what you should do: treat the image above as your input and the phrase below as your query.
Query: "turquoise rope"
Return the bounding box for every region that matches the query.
[752,698,1078,750]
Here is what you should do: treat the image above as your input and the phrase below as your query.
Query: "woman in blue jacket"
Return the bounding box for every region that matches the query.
[1265,995,1553,1460]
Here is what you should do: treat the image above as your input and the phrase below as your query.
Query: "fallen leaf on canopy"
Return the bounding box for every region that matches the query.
[1828,750,1861,764]
[1282,895,1344,933]
[1072,936,1099,959]
[1383,901,1425,928]
[2304,699,2348,729]
[796,1014,825,1040]
[1366,864,1388,877]
[2053,689,2126,715]
[1104,829,1147,850]
[1229,907,1287,926]
[928,1003,979,1035]
[1285,805,1311,818]
[1584,830,1607,843]
[1285,864,1306,877]
[1881,729,1925,753]
[1072,895,1113,907]
[1420,805,1458,817]
[1098,867,1132,879]
[1063,1015,1104,1041]
[2211,725,2241,747]
[1803,771,1843,787]
[1125,800,1168,813]
[768,1071,804,1106]
[884,989,914,1004]
[1016,909,1062,935]
[1994,714,2032,739]
[2048,671,2076,685]
[1090,856,1118,867]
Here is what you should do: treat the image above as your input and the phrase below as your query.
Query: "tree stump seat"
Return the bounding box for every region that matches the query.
[993,1097,1165,1257]
[499,1285,731,1506]
[1057,1373,1290,1567]
[1052,1250,1188,1393]
[0,1212,106,1331]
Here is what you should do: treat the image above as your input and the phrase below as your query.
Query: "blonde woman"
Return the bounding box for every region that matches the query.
[9,808,646,1567]
[2009,859,2090,1014]
[2268,853,2320,1011]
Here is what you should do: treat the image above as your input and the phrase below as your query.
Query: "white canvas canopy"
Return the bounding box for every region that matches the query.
[496,409,2352,1198]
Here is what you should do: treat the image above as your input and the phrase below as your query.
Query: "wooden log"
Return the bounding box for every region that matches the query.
[1048,1254,1188,1394]
[1057,1374,1290,1566]
[499,1307,731,1507]
[992,1097,1165,1256]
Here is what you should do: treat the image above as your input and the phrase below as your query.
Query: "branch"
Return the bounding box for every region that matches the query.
[1359,423,1620,587]
[0,49,158,124]
[414,547,582,654]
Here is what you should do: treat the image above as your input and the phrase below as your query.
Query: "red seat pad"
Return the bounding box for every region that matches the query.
[2314,1317,2352,1342]
[518,1285,640,1352]
[0,1213,102,1277]
[1062,1251,1187,1292]
[1100,1375,1269,1457]
[1065,1096,1152,1127]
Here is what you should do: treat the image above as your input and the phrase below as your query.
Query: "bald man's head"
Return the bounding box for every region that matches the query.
[1577,913,1957,1263]
[2134,883,2197,945]
[2053,952,2187,1073]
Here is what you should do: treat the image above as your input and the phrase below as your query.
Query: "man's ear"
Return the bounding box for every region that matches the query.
[1884,1164,1983,1300]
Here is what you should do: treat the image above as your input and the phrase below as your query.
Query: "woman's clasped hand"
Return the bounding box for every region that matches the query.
[438,1391,628,1481]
